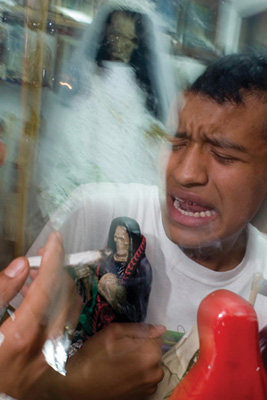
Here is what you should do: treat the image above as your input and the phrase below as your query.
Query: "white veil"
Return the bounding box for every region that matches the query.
[59,0,176,124]
[35,0,178,219]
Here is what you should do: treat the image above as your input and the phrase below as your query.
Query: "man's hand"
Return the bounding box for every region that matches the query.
[68,322,165,399]
[0,256,30,316]
[0,232,82,399]
[34,322,165,400]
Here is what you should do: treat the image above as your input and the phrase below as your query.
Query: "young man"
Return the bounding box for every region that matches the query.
[25,53,267,398]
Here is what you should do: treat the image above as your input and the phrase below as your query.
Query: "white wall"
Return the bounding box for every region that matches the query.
[232,0,267,17]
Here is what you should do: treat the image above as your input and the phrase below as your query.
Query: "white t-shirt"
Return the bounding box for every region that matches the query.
[28,182,267,332]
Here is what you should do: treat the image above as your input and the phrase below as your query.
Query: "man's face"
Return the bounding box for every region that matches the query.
[114,225,129,262]
[106,11,138,63]
[162,92,267,251]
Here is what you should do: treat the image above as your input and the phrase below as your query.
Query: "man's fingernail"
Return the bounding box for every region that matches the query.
[4,259,26,278]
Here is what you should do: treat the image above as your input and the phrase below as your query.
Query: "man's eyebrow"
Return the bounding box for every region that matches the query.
[174,132,189,139]
[205,136,248,153]
[172,132,248,153]
[165,131,189,143]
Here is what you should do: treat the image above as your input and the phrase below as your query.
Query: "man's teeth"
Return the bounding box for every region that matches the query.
[174,199,216,218]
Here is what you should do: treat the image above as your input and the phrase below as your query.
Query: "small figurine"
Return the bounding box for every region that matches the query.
[71,216,152,347]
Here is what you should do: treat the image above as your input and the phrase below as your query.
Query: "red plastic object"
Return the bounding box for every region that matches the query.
[169,289,267,400]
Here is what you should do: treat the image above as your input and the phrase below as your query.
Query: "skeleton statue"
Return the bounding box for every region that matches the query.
[70,217,152,352]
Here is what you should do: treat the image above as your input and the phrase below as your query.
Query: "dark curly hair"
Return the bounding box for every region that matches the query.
[189,52,267,104]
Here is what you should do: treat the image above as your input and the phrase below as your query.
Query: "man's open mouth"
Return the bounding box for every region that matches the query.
[173,196,217,218]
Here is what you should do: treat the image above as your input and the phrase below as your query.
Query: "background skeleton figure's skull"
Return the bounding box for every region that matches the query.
[106,11,138,63]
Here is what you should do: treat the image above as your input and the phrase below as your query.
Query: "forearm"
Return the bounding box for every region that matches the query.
[20,369,66,400]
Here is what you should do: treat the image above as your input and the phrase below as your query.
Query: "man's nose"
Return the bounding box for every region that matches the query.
[172,144,208,187]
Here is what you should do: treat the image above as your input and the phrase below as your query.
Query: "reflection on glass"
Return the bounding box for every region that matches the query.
[0,0,266,263]
[0,0,267,399]
[36,2,175,220]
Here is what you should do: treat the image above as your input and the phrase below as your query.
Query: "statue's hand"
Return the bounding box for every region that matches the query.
[98,273,126,310]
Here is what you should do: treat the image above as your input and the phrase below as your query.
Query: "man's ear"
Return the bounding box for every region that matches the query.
[0,141,6,165]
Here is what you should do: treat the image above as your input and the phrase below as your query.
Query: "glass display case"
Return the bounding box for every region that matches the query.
[0,0,266,268]
[1,1,267,398]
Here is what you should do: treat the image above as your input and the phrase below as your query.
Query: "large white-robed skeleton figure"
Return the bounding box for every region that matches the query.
[36,0,176,220]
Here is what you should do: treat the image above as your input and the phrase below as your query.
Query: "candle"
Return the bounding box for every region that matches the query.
[27,249,113,270]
